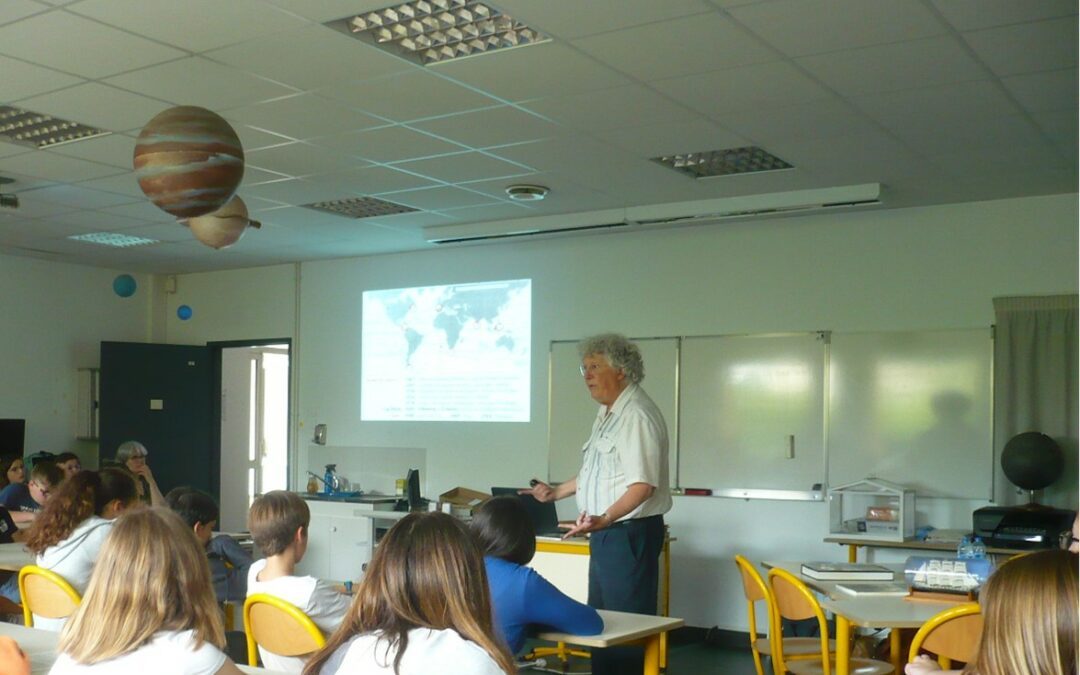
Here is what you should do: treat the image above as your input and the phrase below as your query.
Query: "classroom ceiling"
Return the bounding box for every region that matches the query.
[0,0,1075,273]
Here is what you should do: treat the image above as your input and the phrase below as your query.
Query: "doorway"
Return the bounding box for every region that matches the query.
[217,343,290,531]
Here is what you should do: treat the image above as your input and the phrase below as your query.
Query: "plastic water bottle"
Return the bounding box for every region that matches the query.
[970,536,987,559]
[957,535,973,559]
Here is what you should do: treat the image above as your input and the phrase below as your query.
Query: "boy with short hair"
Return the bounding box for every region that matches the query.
[165,486,252,603]
[246,490,350,673]
[0,462,61,523]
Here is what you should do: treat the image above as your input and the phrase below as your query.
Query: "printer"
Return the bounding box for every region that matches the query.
[973,505,1075,549]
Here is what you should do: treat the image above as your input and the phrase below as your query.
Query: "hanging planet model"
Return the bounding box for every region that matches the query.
[133,106,244,219]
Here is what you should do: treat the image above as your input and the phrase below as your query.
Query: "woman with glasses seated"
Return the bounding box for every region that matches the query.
[906,547,1077,675]
[114,441,165,507]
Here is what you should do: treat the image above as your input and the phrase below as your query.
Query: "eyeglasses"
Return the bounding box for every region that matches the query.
[579,363,611,377]
[1059,530,1078,550]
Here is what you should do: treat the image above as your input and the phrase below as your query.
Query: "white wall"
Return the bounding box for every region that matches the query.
[166,193,1078,629]
[0,254,149,466]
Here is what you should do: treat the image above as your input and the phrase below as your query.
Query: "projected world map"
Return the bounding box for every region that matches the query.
[362,279,531,422]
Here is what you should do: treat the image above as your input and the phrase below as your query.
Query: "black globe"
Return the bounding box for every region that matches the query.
[1001,431,1063,490]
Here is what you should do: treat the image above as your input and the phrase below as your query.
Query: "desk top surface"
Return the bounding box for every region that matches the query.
[824,536,1025,556]
[0,622,289,674]
[762,560,907,599]
[822,596,959,628]
[536,609,683,647]
[0,542,33,571]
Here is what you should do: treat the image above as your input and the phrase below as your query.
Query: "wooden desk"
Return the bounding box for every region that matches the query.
[825,536,1026,563]
[537,609,684,675]
[0,542,33,572]
[823,596,955,675]
[532,534,675,666]
[0,622,290,674]
[761,560,907,599]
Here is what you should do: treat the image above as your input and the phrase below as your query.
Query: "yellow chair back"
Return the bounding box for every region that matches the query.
[243,593,326,667]
[18,565,81,627]
[908,602,982,669]
[767,567,834,675]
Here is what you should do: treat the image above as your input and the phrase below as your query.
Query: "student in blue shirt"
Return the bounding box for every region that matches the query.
[165,486,253,603]
[0,461,62,523]
[470,496,603,654]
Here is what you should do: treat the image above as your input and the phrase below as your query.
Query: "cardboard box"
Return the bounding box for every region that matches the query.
[438,487,490,517]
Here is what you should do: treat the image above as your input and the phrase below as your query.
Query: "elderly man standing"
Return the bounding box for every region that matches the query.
[526,333,671,672]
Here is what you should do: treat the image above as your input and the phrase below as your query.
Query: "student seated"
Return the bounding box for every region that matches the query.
[246,491,350,672]
[0,455,24,490]
[0,461,62,523]
[24,468,138,631]
[166,487,252,603]
[302,512,515,675]
[470,495,603,654]
[48,507,245,675]
[906,548,1077,675]
[54,453,83,480]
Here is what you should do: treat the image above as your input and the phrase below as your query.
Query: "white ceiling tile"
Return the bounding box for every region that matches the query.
[246,142,367,179]
[0,141,34,160]
[523,85,700,132]
[72,172,144,198]
[963,17,1078,77]
[0,193,75,218]
[1001,69,1079,114]
[728,0,945,57]
[719,99,878,148]
[573,12,777,82]
[360,210,455,231]
[796,36,987,96]
[43,208,145,230]
[234,125,298,152]
[930,0,1077,31]
[1,54,84,102]
[67,0,306,52]
[652,61,834,116]
[263,0,393,23]
[241,166,294,187]
[18,82,170,133]
[224,94,383,140]
[105,57,299,111]
[315,71,500,122]
[239,177,362,206]
[0,11,185,78]
[97,199,177,223]
[0,0,49,26]
[1031,109,1079,150]
[332,165,438,195]
[16,182,134,208]
[205,24,412,91]
[392,152,533,183]
[411,106,559,149]
[496,0,713,40]
[308,126,465,163]
[0,150,123,182]
[493,136,632,174]
[386,186,501,211]
[117,221,193,242]
[432,203,539,224]
[44,133,134,169]
[888,114,1053,157]
[592,119,748,157]
[433,43,631,101]
[853,80,1020,131]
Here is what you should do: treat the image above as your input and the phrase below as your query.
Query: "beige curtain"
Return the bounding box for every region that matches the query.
[992,294,1078,507]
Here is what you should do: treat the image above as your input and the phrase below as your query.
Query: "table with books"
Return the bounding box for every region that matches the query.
[762,561,957,675]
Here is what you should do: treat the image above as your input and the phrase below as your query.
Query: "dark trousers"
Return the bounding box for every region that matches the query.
[588,515,664,675]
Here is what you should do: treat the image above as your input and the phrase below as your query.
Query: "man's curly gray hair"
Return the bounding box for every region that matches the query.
[578,333,645,383]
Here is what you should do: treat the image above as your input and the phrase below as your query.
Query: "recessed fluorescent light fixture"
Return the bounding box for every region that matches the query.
[0,105,110,148]
[68,232,158,248]
[327,1,550,65]
[653,146,793,179]
[303,196,418,219]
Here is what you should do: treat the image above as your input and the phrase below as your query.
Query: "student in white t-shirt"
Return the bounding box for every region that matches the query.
[301,512,516,675]
[24,468,139,631]
[48,507,244,675]
[246,491,351,673]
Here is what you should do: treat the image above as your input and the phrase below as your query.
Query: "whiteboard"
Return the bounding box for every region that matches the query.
[679,334,827,492]
[547,338,679,488]
[828,328,993,499]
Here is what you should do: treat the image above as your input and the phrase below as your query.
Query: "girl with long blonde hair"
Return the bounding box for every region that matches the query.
[907,548,1078,675]
[302,512,516,675]
[48,507,244,674]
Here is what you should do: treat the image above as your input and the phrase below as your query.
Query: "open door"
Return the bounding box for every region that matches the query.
[99,342,215,497]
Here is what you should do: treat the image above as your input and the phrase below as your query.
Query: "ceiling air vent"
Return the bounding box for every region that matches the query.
[652,146,792,179]
[0,105,110,148]
[302,196,418,219]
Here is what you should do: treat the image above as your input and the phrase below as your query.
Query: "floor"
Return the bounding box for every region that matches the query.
[520,640,758,674]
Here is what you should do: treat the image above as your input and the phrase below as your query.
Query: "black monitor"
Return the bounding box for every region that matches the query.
[406,468,427,509]
[0,419,25,458]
